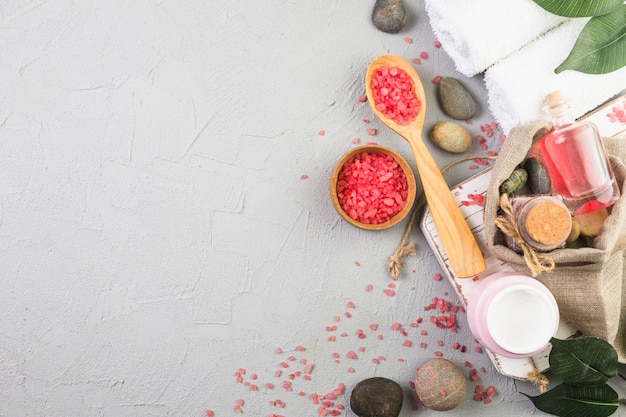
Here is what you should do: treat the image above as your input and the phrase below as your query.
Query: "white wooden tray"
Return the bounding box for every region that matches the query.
[420,166,578,380]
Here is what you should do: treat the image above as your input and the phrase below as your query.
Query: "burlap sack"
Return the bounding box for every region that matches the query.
[484,120,626,362]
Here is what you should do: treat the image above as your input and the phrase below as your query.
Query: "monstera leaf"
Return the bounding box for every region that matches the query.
[549,337,618,386]
[524,383,619,417]
[532,0,623,17]
[556,5,626,74]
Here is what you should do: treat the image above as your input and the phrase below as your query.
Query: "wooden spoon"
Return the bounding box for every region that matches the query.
[365,54,486,277]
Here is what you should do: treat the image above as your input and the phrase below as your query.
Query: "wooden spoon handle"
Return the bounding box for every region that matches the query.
[407,133,486,277]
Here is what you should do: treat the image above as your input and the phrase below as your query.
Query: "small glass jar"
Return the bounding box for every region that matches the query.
[506,195,572,252]
[467,272,560,358]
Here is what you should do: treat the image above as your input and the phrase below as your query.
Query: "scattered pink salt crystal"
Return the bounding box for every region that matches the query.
[404,37,413,44]
[420,51,428,59]
[318,130,325,136]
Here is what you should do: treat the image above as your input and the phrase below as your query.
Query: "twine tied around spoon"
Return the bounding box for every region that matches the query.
[388,154,496,280]
[494,193,556,277]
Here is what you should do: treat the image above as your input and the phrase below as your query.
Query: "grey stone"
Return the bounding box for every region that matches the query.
[524,157,552,194]
[429,121,472,154]
[372,0,407,34]
[350,377,403,417]
[437,77,477,120]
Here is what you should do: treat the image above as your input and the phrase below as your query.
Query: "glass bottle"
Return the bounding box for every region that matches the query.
[539,90,620,214]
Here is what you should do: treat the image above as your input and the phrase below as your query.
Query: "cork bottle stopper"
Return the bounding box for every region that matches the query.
[544,90,567,118]
[524,201,571,245]
[545,90,564,107]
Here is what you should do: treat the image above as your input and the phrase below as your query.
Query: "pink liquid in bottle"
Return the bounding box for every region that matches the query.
[540,91,620,214]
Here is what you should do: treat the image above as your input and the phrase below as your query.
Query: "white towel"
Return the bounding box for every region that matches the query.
[485,19,626,134]
[425,0,566,77]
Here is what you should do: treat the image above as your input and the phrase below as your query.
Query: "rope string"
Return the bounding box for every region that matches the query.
[387,154,497,279]
[494,193,555,277]
[527,357,550,393]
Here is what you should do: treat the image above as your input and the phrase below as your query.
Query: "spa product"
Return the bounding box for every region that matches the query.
[539,90,620,215]
[336,152,409,224]
[467,272,560,358]
[371,0,407,34]
[437,77,477,120]
[350,377,403,417]
[506,195,572,252]
[429,122,473,154]
[424,0,566,76]
[485,19,626,133]
[330,145,416,230]
[365,54,486,277]
[414,358,466,411]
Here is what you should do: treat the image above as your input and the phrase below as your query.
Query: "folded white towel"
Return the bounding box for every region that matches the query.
[425,0,566,77]
[485,19,626,134]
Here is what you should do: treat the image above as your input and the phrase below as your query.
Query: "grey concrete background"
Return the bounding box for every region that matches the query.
[1,1,625,416]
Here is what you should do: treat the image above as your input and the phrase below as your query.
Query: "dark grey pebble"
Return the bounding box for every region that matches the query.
[372,0,407,34]
[437,77,477,120]
[524,157,551,194]
[350,377,403,417]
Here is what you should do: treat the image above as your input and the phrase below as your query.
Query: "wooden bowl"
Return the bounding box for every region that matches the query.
[329,145,417,230]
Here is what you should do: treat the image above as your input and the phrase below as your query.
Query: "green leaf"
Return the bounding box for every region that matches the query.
[532,0,623,17]
[555,6,626,74]
[523,383,619,417]
[549,337,618,386]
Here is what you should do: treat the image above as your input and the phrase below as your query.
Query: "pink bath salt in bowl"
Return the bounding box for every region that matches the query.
[370,66,421,126]
[330,145,416,230]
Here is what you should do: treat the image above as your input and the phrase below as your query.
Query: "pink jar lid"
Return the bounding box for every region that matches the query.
[466,271,560,358]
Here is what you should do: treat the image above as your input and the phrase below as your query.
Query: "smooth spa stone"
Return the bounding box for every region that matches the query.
[350,377,403,417]
[437,77,477,120]
[429,121,473,154]
[499,168,528,195]
[371,0,407,34]
[524,157,552,194]
[414,358,466,411]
